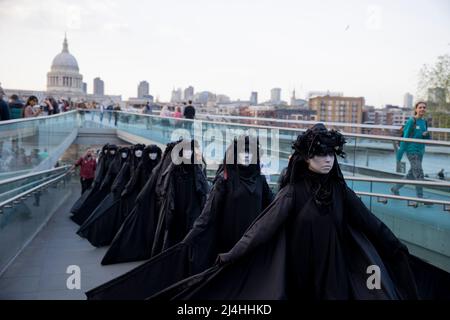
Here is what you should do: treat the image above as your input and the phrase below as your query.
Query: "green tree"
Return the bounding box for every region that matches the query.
[418,54,450,102]
[417,54,450,139]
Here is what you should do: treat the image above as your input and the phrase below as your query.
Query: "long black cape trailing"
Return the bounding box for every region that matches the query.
[77,145,162,247]
[150,159,209,257]
[77,146,137,246]
[100,142,178,265]
[147,125,424,300]
[86,163,273,300]
[70,144,110,215]
[150,180,422,300]
[70,145,124,225]
[118,145,162,226]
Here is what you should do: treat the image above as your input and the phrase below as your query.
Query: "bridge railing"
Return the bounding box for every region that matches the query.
[0,165,71,203]
[0,111,78,178]
[81,110,450,180]
[0,167,76,276]
[2,109,448,182]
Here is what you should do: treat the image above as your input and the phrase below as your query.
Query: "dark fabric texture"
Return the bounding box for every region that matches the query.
[70,144,111,215]
[100,142,178,265]
[77,148,135,246]
[150,162,209,256]
[86,164,273,300]
[183,105,195,119]
[70,146,124,225]
[119,145,163,223]
[80,177,93,194]
[76,145,162,247]
[149,178,423,300]
[0,99,11,121]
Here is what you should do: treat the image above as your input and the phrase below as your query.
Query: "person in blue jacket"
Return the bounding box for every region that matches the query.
[391,101,430,199]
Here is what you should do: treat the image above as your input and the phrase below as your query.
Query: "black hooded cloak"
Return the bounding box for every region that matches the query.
[76,146,138,246]
[129,144,146,173]
[70,144,122,225]
[100,141,179,265]
[86,137,273,300]
[150,139,209,256]
[70,144,110,214]
[119,144,162,221]
[149,124,423,300]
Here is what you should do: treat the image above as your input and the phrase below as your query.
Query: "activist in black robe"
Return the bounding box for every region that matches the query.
[118,144,162,222]
[70,144,110,215]
[85,136,273,300]
[151,139,209,256]
[76,145,162,247]
[70,144,121,225]
[100,141,179,265]
[129,144,146,173]
[76,146,134,246]
[150,124,422,300]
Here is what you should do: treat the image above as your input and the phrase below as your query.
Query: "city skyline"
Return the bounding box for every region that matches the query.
[0,0,449,107]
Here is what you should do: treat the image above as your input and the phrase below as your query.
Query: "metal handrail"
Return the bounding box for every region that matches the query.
[2,107,447,134]
[354,191,450,207]
[0,110,77,126]
[209,174,450,207]
[344,176,450,187]
[0,165,71,186]
[195,113,450,133]
[206,174,450,188]
[115,111,450,147]
[96,108,449,133]
[0,168,31,178]
[0,170,72,210]
[265,180,450,206]
[11,108,444,146]
[0,172,63,200]
[268,181,449,207]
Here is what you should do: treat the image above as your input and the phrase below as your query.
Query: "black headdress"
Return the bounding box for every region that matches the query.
[101,143,109,155]
[144,144,162,162]
[132,143,145,159]
[280,123,346,189]
[133,144,145,152]
[294,123,346,159]
[217,135,261,181]
[129,144,145,171]
[107,144,118,153]
[119,146,130,154]
[142,144,162,170]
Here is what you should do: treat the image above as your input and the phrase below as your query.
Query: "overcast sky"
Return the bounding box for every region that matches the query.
[0,0,449,106]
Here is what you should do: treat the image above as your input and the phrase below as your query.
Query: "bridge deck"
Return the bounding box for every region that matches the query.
[0,188,141,300]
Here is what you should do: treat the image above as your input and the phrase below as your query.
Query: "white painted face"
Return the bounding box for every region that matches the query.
[306,154,334,174]
[238,152,253,166]
[135,150,143,158]
[121,152,128,159]
[149,153,157,160]
[110,149,116,155]
[183,149,193,159]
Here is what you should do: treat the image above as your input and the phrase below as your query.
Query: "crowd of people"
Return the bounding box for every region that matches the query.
[68,124,449,300]
[156,101,196,136]
[0,90,74,121]
[155,100,196,121]
[0,85,123,122]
